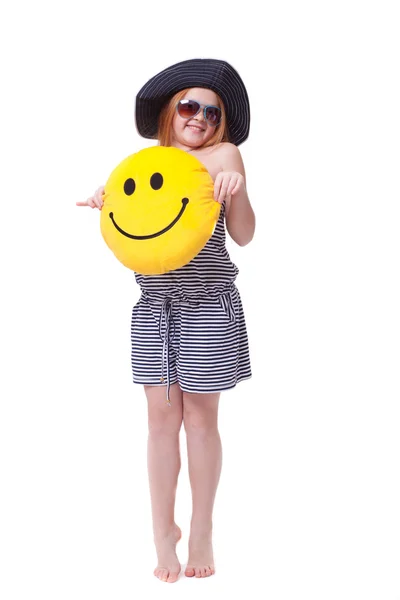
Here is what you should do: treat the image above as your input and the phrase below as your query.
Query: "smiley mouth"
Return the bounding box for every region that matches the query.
[109,197,189,240]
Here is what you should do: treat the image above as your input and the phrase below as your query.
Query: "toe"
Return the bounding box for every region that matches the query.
[185,566,195,577]
[195,567,201,578]
[205,566,212,577]
[167,570,180,583]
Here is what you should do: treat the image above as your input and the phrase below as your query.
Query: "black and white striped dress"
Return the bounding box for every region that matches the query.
[130,201,252,404]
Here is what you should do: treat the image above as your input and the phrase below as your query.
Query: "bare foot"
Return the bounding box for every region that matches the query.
[153,524,182,583]
[185,529,215,578]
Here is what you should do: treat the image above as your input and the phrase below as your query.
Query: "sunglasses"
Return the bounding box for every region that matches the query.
[176,99,222,127]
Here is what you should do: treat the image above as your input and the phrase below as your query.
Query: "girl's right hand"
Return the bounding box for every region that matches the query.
[76,185,105,209]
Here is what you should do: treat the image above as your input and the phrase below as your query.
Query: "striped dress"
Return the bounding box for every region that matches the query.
[130,201,252,404]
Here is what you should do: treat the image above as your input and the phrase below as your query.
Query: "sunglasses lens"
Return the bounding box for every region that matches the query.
[178,100,200,119]
[205,106,222,126]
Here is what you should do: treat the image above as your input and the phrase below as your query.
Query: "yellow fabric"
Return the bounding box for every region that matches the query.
[100,146,220,275]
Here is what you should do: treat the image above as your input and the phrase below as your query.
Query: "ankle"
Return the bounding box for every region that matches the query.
[153,522,180,541]
[189,520,213,537]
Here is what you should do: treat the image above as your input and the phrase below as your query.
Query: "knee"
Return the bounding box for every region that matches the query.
[148,411,183,438]
[183,404,217,437]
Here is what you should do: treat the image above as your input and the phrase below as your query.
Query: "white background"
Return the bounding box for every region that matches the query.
[1,1,399,598]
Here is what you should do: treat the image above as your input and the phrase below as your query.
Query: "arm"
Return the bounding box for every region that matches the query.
[215,143,256,246]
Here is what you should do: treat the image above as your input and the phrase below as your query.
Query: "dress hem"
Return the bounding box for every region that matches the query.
[132,374,252,394]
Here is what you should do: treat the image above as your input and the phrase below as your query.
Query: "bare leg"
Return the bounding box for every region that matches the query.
[146,383,183,583]
[183,392,221,578]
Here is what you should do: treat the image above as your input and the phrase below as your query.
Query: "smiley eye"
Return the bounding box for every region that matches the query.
[124,178,136,195]
[150,173,163,190]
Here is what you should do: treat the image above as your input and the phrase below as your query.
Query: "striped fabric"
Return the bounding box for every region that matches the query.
[131,202,252,403]
[135,58,250,147]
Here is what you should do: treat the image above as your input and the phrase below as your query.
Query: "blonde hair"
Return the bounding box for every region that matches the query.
[157,88,230,148]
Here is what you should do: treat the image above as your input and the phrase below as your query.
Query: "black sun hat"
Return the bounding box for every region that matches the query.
[135,58,250,146]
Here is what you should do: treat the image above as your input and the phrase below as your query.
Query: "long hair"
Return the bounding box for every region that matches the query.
[157,88,230,148]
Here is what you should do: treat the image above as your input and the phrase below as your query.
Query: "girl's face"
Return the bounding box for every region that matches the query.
[171,87,220,149]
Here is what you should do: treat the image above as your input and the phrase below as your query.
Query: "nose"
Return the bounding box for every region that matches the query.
[193,108,205,122]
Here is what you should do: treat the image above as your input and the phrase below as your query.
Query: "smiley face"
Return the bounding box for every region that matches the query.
[100,146,220,274]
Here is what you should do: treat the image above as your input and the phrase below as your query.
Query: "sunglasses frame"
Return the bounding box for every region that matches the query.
[176,99,222,127]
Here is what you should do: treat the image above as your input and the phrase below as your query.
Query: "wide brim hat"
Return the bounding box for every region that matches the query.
[135,58,250,146]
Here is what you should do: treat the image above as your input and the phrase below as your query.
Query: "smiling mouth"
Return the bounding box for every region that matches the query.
[109,197,189,240]
[187,124,205,132]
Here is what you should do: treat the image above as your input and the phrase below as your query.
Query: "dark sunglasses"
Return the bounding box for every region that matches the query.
[176,99,222,127]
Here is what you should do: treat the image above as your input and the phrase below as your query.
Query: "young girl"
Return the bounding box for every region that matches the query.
[77,58,255,583]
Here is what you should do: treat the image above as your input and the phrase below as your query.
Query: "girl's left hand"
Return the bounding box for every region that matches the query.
[214,171,245,204]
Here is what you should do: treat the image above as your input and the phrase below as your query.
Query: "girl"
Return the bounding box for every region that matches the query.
[77,58,255,583]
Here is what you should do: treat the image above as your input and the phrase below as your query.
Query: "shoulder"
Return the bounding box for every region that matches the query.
[214,142,245,174]
[214,142,241,159]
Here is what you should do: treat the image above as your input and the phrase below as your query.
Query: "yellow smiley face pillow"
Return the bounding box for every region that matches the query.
[100,146,220,275]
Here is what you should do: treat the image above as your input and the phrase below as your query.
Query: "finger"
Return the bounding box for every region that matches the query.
[76,201,88,206]
[214,174,227,202]
[217,193,225,204]
[231,175,243,196]
[217,180,230,204]
[213,175,222,201]
[95,193,105,208]
[226,177,239,197]
[230,181,241,196]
